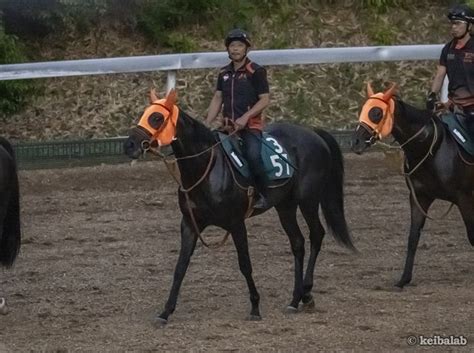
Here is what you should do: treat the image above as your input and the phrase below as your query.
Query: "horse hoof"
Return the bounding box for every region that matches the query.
[285,305,298,314]
[395,281,407,289]
[153,316,168,327]
[302,298,315,311]
[248,314,262,321]
[0,298,8,315]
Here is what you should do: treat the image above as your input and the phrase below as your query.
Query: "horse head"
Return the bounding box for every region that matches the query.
[351,82,397,154]
[124,89,179,159]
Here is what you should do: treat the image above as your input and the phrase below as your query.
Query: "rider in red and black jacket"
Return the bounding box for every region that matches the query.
[428,4,474,134]
[206,29,270,209]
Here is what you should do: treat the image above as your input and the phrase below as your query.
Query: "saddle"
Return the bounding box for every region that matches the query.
[214,131,295,181]
[440,110,474,156]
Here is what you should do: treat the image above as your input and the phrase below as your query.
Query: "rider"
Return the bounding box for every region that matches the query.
[427,4,474,135]
[206,28,271,209]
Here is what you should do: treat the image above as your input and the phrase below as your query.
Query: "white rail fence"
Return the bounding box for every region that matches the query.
[0,44,446,95]
[1,44,449,168]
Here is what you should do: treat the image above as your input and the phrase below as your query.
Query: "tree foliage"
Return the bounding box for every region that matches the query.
[0,27,36,116]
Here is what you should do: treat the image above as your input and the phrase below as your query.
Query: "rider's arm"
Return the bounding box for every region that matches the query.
[430,65,447,95]
[236,93,270,127]
[206,90,223,125]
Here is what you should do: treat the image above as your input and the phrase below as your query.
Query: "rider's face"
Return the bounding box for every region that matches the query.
[227,41,248,62]
[451,20,469,39]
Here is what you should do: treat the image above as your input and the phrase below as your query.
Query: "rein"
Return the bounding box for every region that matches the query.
[405,176,454,220]
[144,128,256,248]
[364,115,454,220]
[402,119,438,176]
[400,119,454,220]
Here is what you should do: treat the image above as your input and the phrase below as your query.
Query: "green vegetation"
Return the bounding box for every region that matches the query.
[0,28,36,116]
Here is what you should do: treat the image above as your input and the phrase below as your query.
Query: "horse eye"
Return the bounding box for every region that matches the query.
[148,112,165,129]
[368,107,383,123]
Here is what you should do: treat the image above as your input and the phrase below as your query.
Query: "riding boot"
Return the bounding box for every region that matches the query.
[253,192,268,210]
[252,191,269,210]
[239,128,270,210]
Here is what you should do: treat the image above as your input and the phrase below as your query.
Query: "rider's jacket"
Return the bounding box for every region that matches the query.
[441,37,474,107]
[216,58,269,130]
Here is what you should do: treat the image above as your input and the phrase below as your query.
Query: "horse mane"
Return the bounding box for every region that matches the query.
[394,96,432,125]
[177,109,216,142]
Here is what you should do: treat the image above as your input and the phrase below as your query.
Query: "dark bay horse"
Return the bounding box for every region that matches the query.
[352,83,474,288]
[0,137,21,314]
[124,89,355,324]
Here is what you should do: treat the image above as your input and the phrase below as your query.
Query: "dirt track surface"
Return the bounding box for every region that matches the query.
[0,152,472,352]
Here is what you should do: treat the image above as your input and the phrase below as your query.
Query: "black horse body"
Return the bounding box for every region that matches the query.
[0,137,21,312]
[125,99,355,324]
[352,95,474,288]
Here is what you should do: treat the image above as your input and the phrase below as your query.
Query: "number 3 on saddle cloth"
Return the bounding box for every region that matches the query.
[441,111,474,155]
[216,131,295,181]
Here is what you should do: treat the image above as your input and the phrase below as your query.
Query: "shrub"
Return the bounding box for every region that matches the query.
[0,28,36,116]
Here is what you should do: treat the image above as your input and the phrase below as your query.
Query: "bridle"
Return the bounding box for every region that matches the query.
[135,119,253,248]
[357,95,393,145]
[359,96,429,150]
[359,96,451,219]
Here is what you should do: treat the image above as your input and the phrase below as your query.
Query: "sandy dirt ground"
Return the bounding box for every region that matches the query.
[0,152,472,352]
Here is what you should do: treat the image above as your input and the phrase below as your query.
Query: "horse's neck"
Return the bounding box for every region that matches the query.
[392,100,440,158]
[171,111,217,188]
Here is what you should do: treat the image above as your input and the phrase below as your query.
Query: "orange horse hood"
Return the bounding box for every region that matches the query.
[358,83,397,139]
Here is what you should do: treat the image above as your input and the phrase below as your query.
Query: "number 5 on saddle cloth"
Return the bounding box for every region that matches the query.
[216,131,295,181]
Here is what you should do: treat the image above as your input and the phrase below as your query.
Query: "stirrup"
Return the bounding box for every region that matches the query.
[253,194,269,210]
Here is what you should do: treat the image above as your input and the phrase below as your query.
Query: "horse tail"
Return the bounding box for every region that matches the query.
[314,129,356,252]
[0,138,21,268]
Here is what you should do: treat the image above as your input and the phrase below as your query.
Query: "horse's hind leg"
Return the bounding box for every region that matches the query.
[157,217,198,325]
[276,204,305,311]
[457,193,474,246]
[397,194,434,288]
[229,221,261,320]
[299,202,325,307]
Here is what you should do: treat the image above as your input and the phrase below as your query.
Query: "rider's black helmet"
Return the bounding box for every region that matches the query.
[224,28,251,47]
[448,4,474,23]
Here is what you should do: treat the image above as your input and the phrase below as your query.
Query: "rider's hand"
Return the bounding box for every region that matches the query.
[426,92,437,111]
[235,116,249,130]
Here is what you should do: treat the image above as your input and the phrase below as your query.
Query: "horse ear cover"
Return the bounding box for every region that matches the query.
[164,89,177,111]
[149,88,159,103]
[367,82,375,97]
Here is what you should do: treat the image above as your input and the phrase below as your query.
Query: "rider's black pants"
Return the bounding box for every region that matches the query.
[462,105,474,136]
[240,128,268,195]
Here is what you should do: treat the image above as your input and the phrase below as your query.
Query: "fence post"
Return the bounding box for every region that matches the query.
[166,71,176,93]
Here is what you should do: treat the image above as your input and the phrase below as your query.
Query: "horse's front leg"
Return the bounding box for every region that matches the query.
[396,192,434,288]
[456,193,474,246]
[156,217,198,325]
[230,221,261,320]
[0,296,7,315]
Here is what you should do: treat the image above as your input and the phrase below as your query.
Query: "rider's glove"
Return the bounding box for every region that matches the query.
[426,91,437,111]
